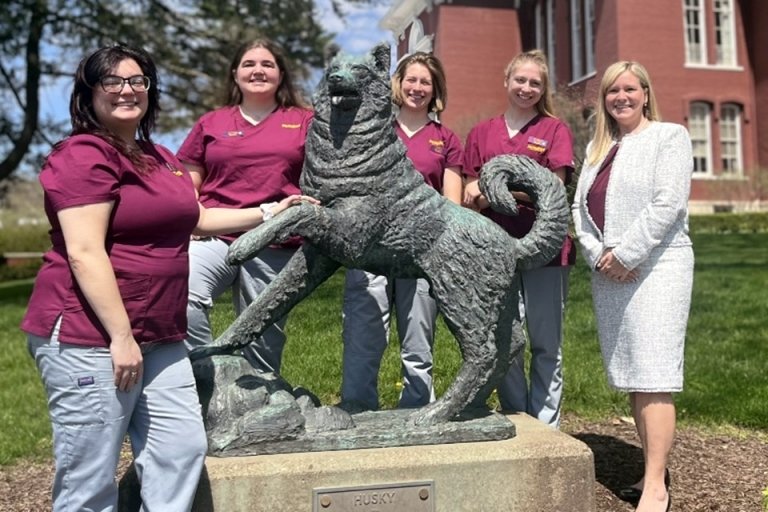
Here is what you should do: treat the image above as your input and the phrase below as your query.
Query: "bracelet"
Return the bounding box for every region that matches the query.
[259,202,278,221]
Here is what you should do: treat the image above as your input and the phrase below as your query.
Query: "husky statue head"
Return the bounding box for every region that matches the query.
[313,43,393,139]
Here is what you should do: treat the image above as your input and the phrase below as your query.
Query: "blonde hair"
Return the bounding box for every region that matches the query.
[504,49,556,118]
[391,52,447,113]
[587,61,661,166]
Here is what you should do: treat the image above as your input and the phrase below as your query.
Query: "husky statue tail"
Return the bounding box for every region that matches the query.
[480,154,569,270]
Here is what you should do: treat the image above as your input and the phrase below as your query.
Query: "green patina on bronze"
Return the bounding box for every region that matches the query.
[190,44,569,456]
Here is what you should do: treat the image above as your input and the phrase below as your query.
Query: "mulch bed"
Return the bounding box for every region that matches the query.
[561,415,768,511]
[2,414,766,511]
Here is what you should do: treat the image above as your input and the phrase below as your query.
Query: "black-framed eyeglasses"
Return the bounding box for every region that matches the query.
[99,75,151,93]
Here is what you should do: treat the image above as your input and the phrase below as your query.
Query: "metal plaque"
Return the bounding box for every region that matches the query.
[312,480,435,511]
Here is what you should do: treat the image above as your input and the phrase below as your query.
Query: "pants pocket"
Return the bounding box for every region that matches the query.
[35,344,123,426]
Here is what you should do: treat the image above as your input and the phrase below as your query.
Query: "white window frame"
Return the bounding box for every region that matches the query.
[569,0,595,82]
[713,0,737,66]
[584,0,595,75]
[570,0,584,79]
[683,0,707,65]
[548,0,557,84]
[536,1,544,50]
[689,102,713,176]
[719,103,743,175]
[535,0,558,85]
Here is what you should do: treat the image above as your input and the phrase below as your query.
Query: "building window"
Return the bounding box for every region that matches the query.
[570,0,583,78]
[720,103,743,174]
[713,0,736,66]
[535,1,544,49]
[683,0,706,64]
[689,102,712,175]
[570,0,595,81]
[535,0,557,84]
[585,0,595,74]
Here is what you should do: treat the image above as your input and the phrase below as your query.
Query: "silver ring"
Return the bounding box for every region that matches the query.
[130,371,137,376]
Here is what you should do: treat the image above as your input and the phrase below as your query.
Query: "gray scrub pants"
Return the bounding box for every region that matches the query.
[186,237,294,374]
[341,269,438,410]
[496,265,570,427]
[28,320,207,512]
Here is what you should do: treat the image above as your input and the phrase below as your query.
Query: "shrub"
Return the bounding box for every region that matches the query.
[0,261,41,281]
[0,225,50,253]
[689,212,768,234]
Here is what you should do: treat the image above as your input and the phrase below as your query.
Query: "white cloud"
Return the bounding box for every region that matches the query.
[315,0,348,34]
[317,0,393,55]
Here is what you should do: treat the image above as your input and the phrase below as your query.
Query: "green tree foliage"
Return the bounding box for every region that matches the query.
[0,0,376,181]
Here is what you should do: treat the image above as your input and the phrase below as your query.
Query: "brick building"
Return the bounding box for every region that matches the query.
[380,0,767,212]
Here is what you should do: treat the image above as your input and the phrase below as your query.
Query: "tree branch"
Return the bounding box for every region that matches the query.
[0,0,46,181]
[0,62,27,113]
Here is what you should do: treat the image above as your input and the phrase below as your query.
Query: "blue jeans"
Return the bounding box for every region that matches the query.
[28,321,207,511]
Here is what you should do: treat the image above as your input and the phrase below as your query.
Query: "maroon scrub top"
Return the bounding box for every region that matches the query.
[21,135,200,347]
[177,105,312,241]
[464,114,576,266]
[395,119,463,192]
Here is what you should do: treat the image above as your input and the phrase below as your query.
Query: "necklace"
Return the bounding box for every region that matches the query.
[618,118,651,141]
[635,118,650,133]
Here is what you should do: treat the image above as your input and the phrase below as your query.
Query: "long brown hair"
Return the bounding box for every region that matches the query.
[225,38,309,109]
[69,44,160,173]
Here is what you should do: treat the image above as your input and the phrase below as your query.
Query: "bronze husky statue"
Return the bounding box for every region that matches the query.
[191,43,569,427]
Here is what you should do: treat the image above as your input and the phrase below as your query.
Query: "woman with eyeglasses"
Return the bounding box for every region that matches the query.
[21,44,313,511]
[177,38,313,374]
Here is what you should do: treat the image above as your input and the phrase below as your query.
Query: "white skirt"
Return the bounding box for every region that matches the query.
[591,245,694,392]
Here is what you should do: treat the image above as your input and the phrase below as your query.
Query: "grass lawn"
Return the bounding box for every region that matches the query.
[0,279,50,465]
[563,233,768,429]
[1,232,766,466]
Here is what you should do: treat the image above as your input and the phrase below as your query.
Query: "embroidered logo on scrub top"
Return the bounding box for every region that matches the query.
[527,136,548,153]
[225,130,244,137]
[77,376,95,387]
[428,139,445,154]
[281,124,301,129]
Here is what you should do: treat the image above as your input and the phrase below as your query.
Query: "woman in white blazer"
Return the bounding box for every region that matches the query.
[572,61,694,512]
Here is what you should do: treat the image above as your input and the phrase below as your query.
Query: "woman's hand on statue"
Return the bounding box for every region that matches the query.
[272,194,320,217]
[280,194,320,210]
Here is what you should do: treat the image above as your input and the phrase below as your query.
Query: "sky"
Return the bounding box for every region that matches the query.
[36,1,394,154]
[319,0,393,54]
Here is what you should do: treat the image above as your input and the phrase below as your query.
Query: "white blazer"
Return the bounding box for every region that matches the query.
[572,122,694,270]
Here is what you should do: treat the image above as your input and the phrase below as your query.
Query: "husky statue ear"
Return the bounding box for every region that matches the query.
[324,42,341,66]
[371,43,391,76]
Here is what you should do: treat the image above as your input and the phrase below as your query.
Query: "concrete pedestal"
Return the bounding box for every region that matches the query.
[191,413,596,512]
